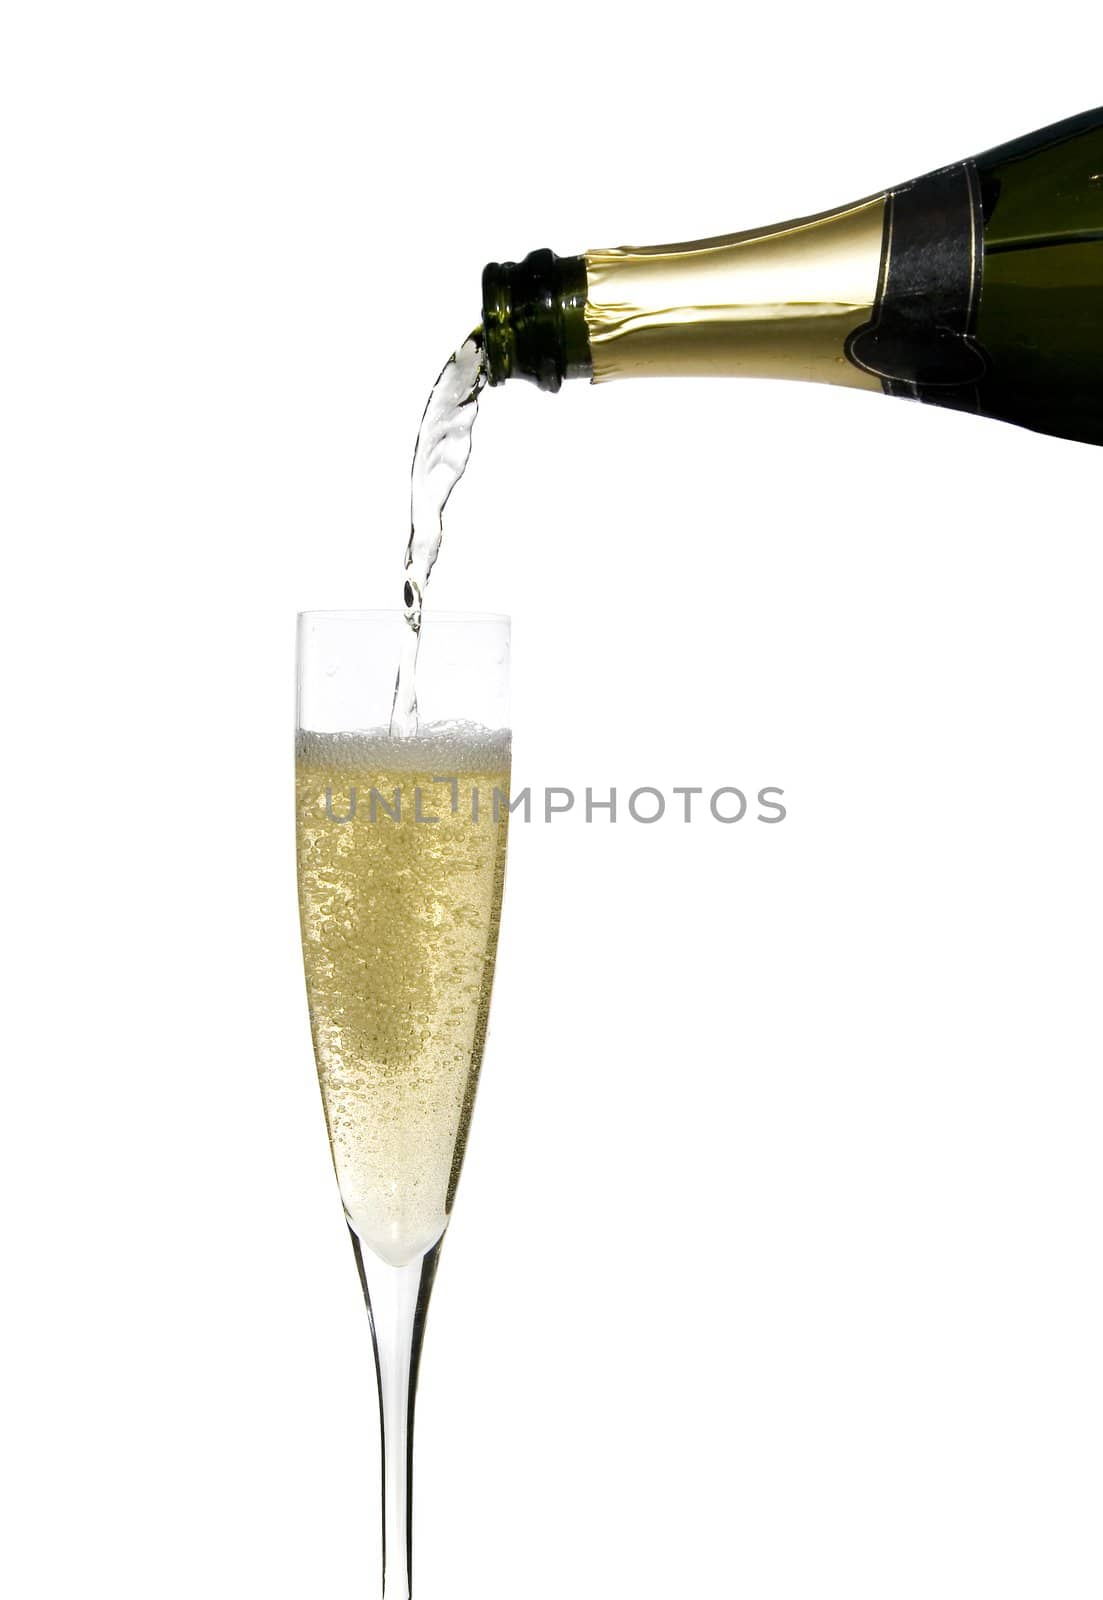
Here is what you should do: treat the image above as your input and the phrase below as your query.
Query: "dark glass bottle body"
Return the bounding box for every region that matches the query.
[482,108,1103,446]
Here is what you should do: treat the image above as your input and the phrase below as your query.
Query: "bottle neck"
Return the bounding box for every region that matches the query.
[480,202,890,394]
[481,249,591,391]
[582,198,886,389]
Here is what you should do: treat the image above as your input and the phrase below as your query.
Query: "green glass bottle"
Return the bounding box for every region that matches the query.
[481,108,1103,446]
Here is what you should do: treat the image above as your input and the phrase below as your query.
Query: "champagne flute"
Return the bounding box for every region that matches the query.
[296,611,511,1599]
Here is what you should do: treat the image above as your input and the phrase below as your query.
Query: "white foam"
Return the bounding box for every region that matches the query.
[297,719,511,771]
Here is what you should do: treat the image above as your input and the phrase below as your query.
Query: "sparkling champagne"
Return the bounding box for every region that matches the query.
[481,107,1103,445]
[296,723,510,1267]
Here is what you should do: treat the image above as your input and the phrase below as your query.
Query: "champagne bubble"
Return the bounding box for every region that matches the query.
[296,721,510,1265]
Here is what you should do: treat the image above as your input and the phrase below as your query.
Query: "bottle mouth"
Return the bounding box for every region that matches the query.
[481,248,591,391]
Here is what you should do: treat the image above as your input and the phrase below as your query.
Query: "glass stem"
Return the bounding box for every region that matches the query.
[351,1231,443,1600]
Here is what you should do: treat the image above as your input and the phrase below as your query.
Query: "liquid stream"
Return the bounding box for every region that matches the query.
[391,333,487,735]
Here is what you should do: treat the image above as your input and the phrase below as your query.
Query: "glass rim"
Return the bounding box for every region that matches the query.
[298,608,510,624]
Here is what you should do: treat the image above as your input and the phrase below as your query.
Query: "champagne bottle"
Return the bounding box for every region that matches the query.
[481,108,1103,446]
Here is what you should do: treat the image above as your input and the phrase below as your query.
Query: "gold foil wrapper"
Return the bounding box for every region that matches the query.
[584,195,888,390]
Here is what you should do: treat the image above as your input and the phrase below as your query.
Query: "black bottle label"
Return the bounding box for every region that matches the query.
[846,161,987,408]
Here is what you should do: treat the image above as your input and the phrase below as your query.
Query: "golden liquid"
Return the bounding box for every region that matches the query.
[296,725,510,1266]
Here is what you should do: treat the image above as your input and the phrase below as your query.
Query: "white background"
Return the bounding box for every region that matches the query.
[3,5,1102,1596]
